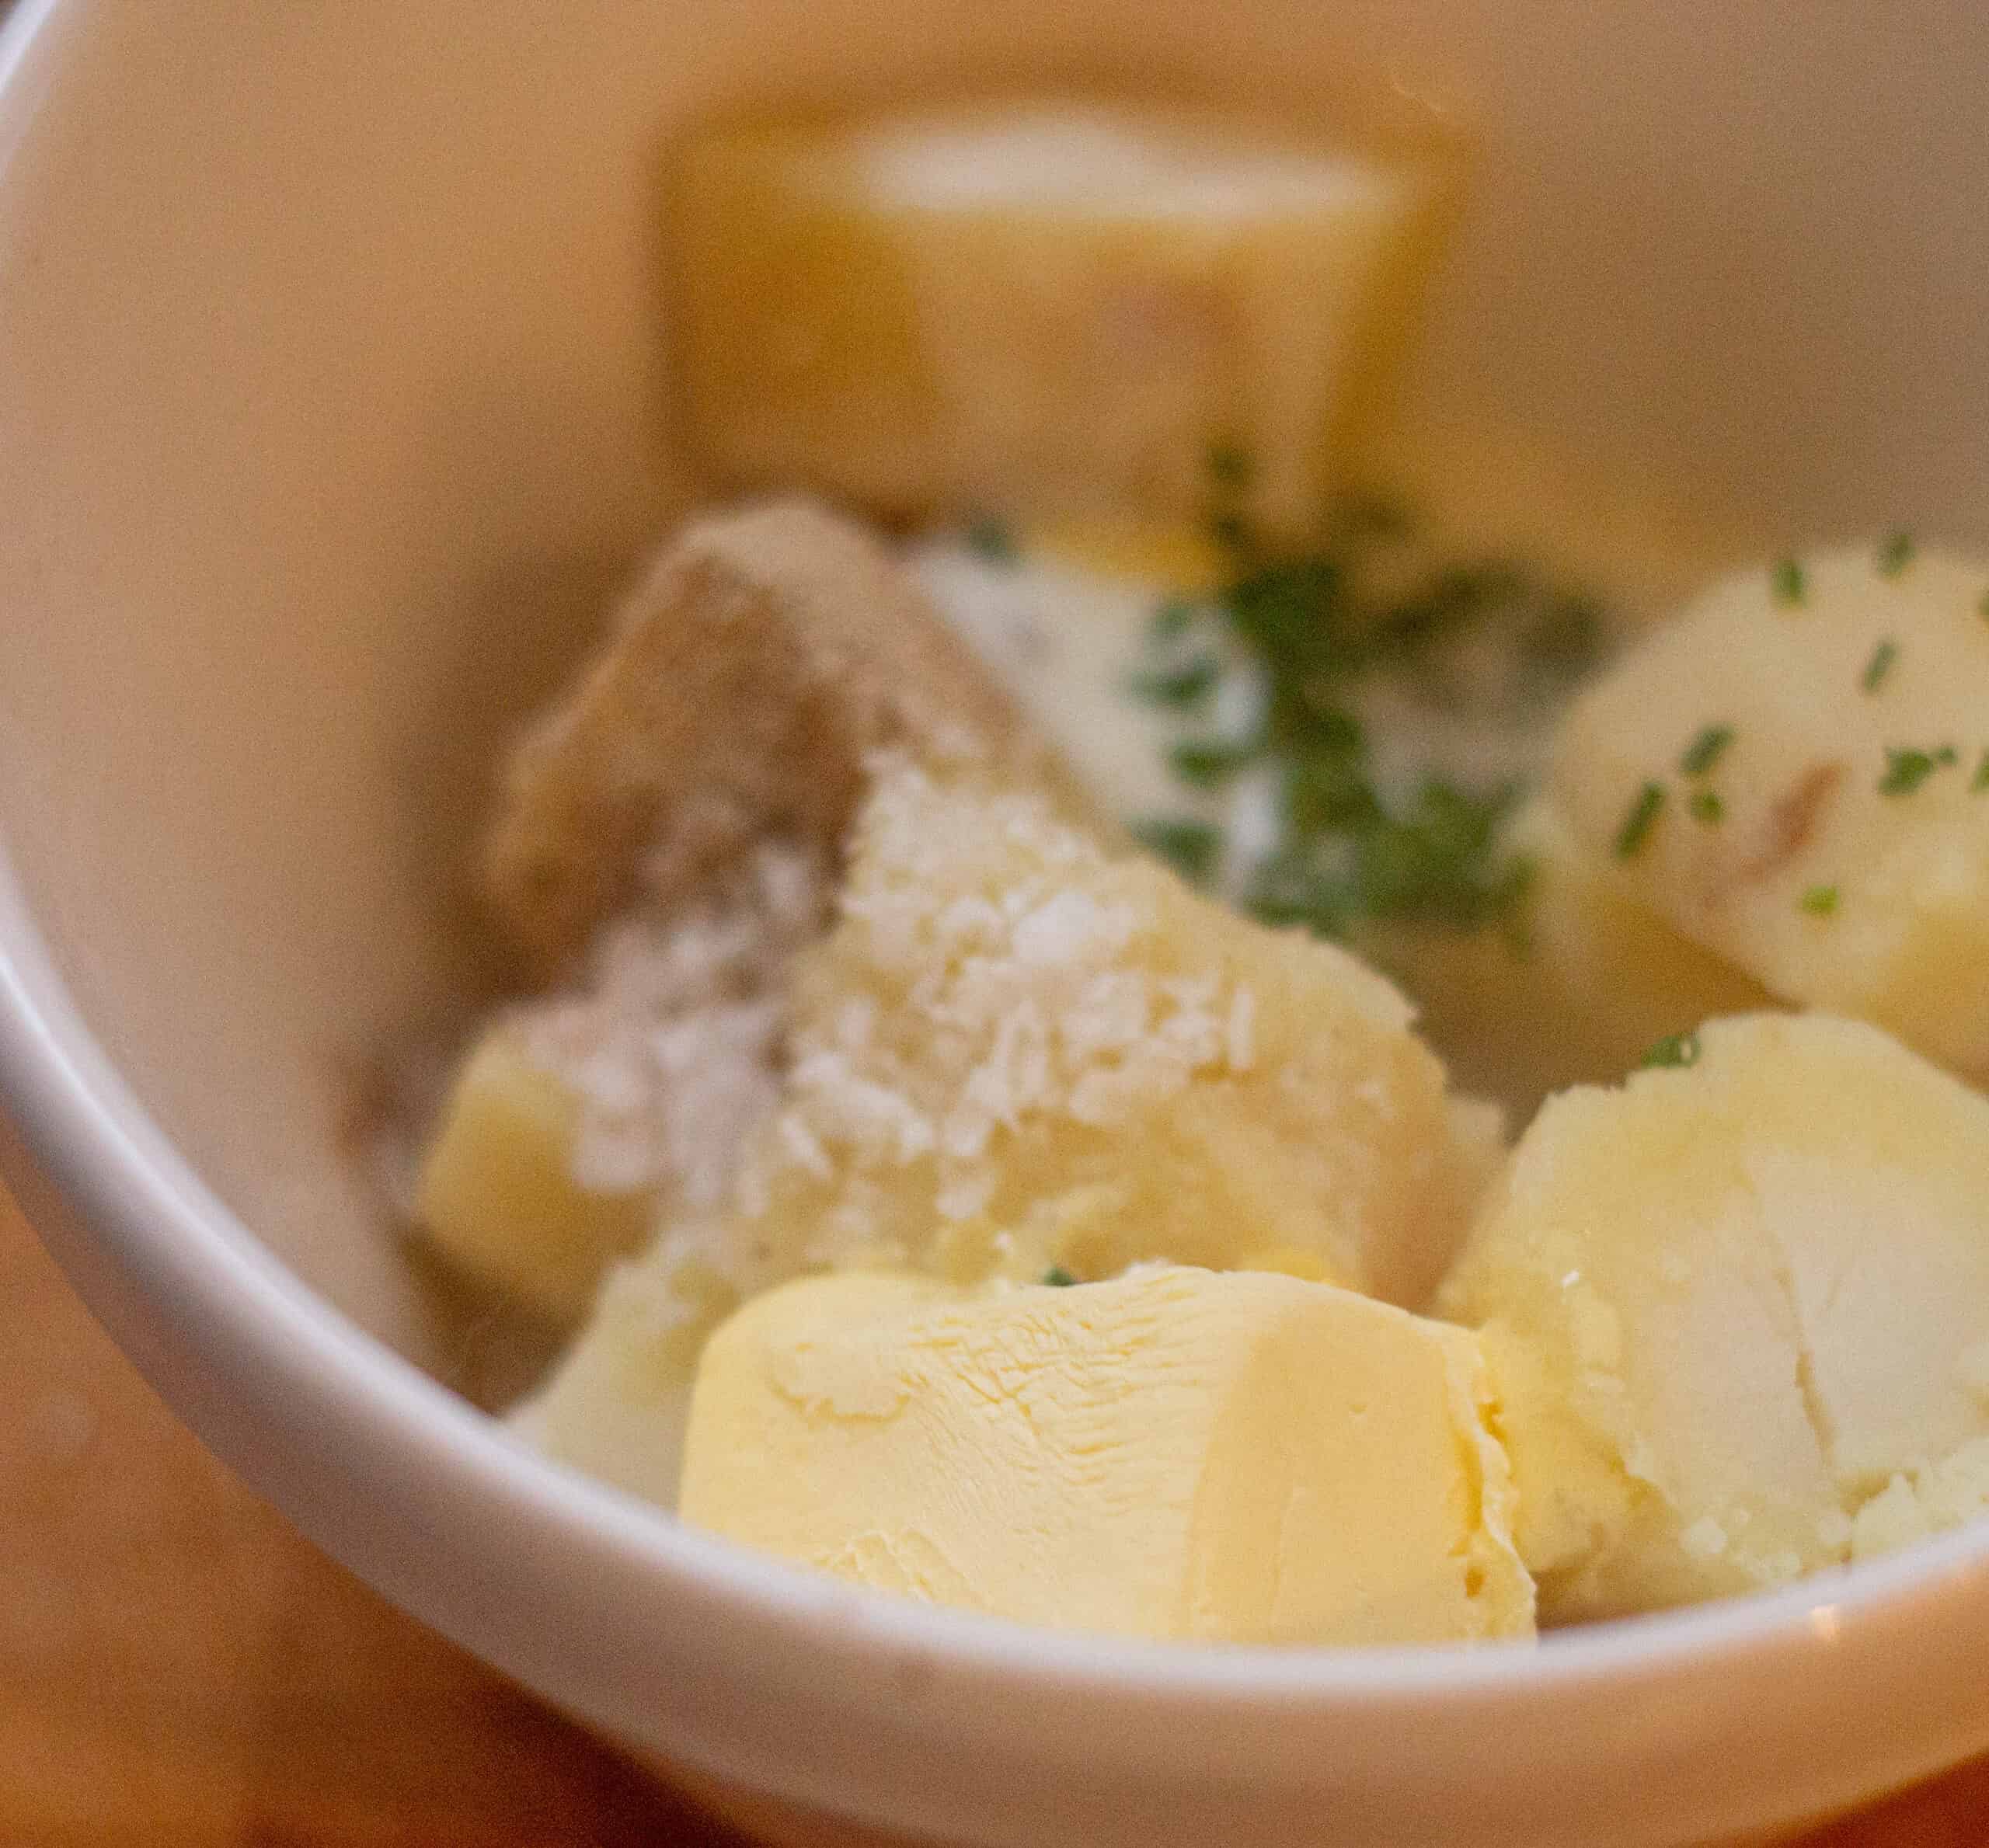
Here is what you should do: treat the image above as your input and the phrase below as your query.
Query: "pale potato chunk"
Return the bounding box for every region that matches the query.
[1552,544,1989,1079]
[510,1246,736,1511]
[521,765,1495,1505]
[729,763,1490,1308]
[417,844,822,1324]
[1851,1439,1989,1561]
[1378,797,1772,1117]
[416,1031,653,1324]
[1439,1013,1989,1622]
[672,102,1456,541]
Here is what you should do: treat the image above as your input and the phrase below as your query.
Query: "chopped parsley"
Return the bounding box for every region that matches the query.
[1041,1265,1078,1287]
[1861,639,1899,693]
[1689,788,1725,827]
[1614,781,1667,858]
[1128,498,1608,941]
[1800,884,1841,917]
[1131,816,1224,886]
[1127,654,1220,708]
[1973,748,1989,792]
[1876,531,1916,577]
[1771,557,1807,607]
[1247,778,1533,938]
[1168,737,1255,789]
[964,514,1019,565]
[1879,745,1959,796]
[1640,1028,1702,1070]
[1680,723,1735,777]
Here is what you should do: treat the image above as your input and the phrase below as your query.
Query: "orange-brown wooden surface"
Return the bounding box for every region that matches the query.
[5,1175,1988,1848]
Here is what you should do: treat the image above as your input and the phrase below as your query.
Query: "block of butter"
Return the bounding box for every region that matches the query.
[672,101,1456,541]
[679,1265,1534,1646]
[1439,1012,1989,1622]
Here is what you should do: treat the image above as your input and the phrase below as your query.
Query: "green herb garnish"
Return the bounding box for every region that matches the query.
[1680,723,1735,777]
[1127,654,1220,708]
[1168,737,1255,789]
[1771,557,1807,607]
[1640,1028,1702,1070]
[1614,781,1667,858]
[1800,884,1841,917]
[1861,639,1899,693]
[1972,748,1989,792]
[1148,597,1197,643]
[1876,531,1916,577]
[1131,499,1599,941]
[1689,788,1725,827]
[1131,816,1224,886]
[964,514,1019,565]
[1042,1265,1078,1287]
[1879,745,1959,795]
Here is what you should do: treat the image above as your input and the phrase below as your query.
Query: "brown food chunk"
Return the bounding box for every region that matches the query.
[482,497,1089,974]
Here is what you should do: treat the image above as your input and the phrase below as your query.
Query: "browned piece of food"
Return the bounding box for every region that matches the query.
[482,496,1091,975]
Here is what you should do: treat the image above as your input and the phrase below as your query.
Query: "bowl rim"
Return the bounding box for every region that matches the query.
[4,0,1989,1748]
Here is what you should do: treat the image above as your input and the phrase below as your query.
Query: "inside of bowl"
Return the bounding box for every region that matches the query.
[0,0,1984,1388]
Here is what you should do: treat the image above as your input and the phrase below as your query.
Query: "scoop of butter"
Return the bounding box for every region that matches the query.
[1438,1012,1989,1621]
[679,1264,1534,1646]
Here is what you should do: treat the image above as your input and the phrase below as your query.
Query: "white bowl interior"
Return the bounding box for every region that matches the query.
[8,5,1989,1843]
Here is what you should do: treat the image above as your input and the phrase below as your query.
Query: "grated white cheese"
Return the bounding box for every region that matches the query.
[509,839,827,1203]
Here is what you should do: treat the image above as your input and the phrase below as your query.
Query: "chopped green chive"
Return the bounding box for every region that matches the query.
[964,514,1018,565]
[1131,816,1224,885]
[1879,745,1959,795]
[1640,1028,1702,1070]
[1042,1265,1078,1287]
[1688,788,1726,826]
[1168,737,1255,789]
[1800,884,1841,917]
[1127,654,1220,708]
[1861,639,1899,693]
[1680,723,1736,777]
[1876,531,1916,578]
[1614,781,1667,858]
[1771,557,1807,607]
[1207,443,1253,489]
[1973,748,1989,792]
[1137,495,1597,943]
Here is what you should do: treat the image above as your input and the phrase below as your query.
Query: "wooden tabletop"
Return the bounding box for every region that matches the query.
[5,1178,1987,1848]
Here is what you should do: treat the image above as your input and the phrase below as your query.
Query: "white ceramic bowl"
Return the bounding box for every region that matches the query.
[3,3,1989,1843]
